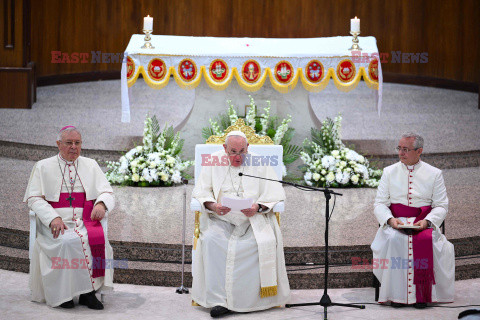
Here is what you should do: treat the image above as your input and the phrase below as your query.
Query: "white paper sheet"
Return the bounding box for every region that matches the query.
[221,197,253,212]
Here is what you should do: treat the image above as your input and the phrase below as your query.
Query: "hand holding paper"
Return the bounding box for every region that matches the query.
[221,197,253,212]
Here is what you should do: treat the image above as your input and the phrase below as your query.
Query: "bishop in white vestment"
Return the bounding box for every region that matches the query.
[191,132,290,317]
[23,126,114,309]
[371,132,454,307]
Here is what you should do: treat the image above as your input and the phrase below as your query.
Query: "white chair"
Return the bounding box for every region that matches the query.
[190,118,285,250]
[29,209,108,303]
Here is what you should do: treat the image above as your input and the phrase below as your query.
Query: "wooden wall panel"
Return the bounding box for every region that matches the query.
[0,0,24,67]
[29,0,479,84]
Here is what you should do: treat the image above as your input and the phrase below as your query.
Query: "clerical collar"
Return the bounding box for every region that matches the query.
[58,154,75,165]
[404,160,421,171]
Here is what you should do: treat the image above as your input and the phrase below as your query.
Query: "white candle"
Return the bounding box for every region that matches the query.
[351,16,360,32]
[144,15,153,31]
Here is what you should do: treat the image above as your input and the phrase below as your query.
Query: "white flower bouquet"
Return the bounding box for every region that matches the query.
[300,114,382,188]
[106,115,193,187]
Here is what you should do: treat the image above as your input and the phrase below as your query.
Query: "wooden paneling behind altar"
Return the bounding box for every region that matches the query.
[26,0,479,88]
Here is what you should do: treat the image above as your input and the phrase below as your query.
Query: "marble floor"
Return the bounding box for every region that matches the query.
[1,269,479,320]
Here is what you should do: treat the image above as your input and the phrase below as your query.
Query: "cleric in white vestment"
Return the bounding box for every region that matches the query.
[23,126,114,309]
[191,131,290,317]
[371,132,454,308]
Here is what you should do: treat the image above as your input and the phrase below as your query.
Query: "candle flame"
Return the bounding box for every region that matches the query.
[355,16,358,19]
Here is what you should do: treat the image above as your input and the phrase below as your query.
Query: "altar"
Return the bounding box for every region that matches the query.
[120,35,382,156]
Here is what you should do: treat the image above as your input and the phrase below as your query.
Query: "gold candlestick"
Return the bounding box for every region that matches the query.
[141,29,155,49]
[348,31,362,51]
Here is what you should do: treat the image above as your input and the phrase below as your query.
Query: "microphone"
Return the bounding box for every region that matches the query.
[239,172,342,195]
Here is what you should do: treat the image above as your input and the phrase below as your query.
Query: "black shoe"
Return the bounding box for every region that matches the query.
[414,302,428,309]
[391,302,406,308]
[79,291,104,310]
[59,299,74,308]
[210,306,231,318]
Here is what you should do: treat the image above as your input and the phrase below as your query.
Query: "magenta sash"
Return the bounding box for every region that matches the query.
[48,192,105,278]
[390,203,435,303]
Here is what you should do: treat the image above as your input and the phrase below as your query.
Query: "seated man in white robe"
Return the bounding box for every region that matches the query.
[23,126,115,309]
[371,132,454,308]
[192,131,290,318]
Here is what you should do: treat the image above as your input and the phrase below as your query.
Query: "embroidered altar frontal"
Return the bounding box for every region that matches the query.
[123,35,381,94]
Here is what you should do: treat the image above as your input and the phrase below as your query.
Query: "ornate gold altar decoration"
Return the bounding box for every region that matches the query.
[205,118,274,145]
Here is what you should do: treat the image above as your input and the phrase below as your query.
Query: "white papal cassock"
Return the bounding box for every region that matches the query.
[23,155,114,307]
[192,150,290,312]
[371,160,455,304]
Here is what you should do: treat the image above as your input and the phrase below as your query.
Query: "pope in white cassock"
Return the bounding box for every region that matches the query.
[23,126,114,309]
[371,132,454,308]
[191,131,290,318]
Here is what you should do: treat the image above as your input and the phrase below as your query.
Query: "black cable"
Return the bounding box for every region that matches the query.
[328,193,336,221]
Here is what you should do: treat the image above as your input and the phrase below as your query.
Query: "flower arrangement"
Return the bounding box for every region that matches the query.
[202,96,302,170]
[300,114,382,188]
[106,115,193,187]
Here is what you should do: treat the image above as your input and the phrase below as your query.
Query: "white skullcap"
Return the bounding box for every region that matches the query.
[226,130,247,139]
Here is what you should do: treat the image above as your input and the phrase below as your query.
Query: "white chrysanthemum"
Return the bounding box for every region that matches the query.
[171,170,182,184]
[118,158,129,174]
[142,168,153,183]
[150,169,158,181]
[321,155,336,169]
[336,171,350,184]
[304,171,312,182]
[345,149,360,162]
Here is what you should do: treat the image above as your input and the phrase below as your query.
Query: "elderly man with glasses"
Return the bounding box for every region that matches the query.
[23,126,114,309]
[371,132,454,308]
[191,131,290,318]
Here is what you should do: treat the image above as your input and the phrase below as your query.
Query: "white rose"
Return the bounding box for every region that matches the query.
[130,160,138,168]
[331,150,340,157]
[136,146,143,152]
[321,169,327,175]
[351,175,359,184]
[326,172,335,182]
[358,155,365,163]
[346,167,352,172]
[149,162,156,169]
[340,161,347,168]
[313,173,321,181]
[132,174,140,182]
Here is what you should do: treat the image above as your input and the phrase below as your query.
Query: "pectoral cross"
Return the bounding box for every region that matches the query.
[67,195,75,207]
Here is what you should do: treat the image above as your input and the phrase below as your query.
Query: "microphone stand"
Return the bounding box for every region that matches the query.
[239,172,365,319]
[176,178,189,294]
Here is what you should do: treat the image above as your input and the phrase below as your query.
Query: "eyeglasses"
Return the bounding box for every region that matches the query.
[227,150,247,156]
[60,140,82,147]
[395,146,418,153]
